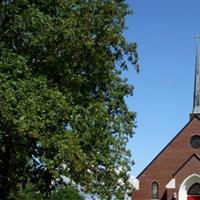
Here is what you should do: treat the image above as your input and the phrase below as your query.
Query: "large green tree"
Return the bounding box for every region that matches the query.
[0,0,138,199]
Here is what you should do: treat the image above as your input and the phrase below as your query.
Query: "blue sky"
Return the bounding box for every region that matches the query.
[124,0,200,177]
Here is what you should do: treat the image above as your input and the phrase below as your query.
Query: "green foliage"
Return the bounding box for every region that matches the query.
[50,186,83,200]
[0,0,138,199]
[13,183,43,200]
[12,183,83,200]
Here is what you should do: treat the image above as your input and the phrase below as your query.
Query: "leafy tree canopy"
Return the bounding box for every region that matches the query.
[12,183,83,200]
[0,0,138,199]
[50,186,84,200]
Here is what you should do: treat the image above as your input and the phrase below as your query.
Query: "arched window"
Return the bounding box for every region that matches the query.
[188,183,200,195]
[152,182,159,199]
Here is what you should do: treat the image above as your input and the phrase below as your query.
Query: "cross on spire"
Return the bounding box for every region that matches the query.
[194,34,200,46]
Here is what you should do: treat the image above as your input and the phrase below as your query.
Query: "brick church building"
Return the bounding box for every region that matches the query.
[132,41,200,200]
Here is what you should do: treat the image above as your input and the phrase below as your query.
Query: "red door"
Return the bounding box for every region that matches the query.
[188,195,200,200]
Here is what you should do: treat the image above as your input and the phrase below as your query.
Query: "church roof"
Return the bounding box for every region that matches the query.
[136,115,200,179]
[173,153,200,177]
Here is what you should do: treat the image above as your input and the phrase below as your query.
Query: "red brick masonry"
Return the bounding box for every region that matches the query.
[132,116,200,200]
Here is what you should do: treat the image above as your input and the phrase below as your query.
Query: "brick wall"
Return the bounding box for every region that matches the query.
[132,117,200,200]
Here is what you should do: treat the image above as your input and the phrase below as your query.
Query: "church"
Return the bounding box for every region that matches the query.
[132,41,200,200]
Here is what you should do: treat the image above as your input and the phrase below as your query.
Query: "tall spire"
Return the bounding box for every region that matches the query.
[192,34,200,116]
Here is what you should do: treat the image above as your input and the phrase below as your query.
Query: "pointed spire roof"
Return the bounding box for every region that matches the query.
[192,34,200,114]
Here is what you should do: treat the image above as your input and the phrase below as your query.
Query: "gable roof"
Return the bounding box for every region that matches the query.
[137,115,200,179]
[173,153,200,177]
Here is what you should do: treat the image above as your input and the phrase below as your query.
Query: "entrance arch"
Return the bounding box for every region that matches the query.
[179,174,200,200]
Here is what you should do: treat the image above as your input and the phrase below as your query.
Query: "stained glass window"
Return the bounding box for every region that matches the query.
[152,182,159,199]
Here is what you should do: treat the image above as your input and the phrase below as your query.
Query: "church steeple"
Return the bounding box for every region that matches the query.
[191,35,200,118]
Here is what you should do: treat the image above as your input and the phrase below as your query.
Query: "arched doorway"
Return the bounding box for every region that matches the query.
[187,183,200,200]
[179,174,200,200]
